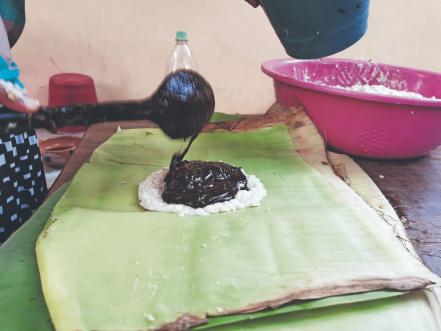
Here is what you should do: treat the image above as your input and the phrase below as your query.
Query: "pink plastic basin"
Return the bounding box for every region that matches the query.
[262,58,441,159]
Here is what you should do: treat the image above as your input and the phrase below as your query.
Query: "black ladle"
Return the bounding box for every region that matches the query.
[0,69,215,140]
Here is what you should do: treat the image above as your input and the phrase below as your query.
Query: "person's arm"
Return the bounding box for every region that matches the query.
[0,59,39,113]
[0,14,38,113]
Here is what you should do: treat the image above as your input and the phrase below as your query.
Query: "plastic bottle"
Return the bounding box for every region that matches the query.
[165,31,198,75]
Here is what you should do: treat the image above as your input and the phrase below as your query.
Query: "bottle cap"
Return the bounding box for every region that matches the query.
[175,31,188,41]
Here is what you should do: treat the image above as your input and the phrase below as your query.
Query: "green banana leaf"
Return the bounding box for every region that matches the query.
[36,126,437,330]
[0,183,402,331]
[210,112,243,123]
[195,291,403,330]
[203,290,441,331]
[0,185,68,331]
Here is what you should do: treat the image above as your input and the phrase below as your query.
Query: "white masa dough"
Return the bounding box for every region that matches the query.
[138,167,266,216]
[336,84,440,100]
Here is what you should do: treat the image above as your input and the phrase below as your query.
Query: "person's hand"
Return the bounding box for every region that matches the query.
[0,56,39,114]
[0,80,39,113]
[245,0,260,8]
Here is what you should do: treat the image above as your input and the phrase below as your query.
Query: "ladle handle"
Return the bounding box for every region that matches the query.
[0,99,156,135]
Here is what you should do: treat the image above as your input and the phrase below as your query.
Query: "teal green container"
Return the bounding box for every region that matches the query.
[259,0,370,59]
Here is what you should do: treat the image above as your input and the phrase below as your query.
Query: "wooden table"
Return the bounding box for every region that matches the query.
[51,120,441,276]
[354,154,441,276]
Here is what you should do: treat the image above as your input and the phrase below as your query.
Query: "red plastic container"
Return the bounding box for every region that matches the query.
[48,73,98,133]
[262,58,441,159]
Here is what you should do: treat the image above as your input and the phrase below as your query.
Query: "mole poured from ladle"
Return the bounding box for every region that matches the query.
[0,69,215,140]
[162,160,249,209]
[1,68,253,210]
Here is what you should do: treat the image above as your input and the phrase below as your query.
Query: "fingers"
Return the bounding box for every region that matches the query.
[245,0,260,7]
[30,109,58,133]
[0,84,40,114]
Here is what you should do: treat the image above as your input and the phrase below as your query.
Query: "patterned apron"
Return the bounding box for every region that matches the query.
[0,129,47,243]
[0,1,48,244]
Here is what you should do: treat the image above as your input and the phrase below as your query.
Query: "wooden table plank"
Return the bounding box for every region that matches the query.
[50,120,153,193]
[355,154,441,276]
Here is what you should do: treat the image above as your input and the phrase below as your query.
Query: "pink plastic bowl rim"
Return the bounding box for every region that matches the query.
[262,58,441,108]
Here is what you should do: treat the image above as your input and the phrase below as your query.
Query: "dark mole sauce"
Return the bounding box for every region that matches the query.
[162,160,248,208]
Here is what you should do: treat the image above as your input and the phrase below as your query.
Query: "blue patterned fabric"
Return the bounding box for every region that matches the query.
[0,55,24,88]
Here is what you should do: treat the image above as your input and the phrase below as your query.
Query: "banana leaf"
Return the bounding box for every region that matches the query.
[210,112,243,123]
[0,120,422,331]
[0,185,68,331]
[195,291,403,330]
[36,126,438,331]
[201,290,441,331]
[0,183,403,331]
